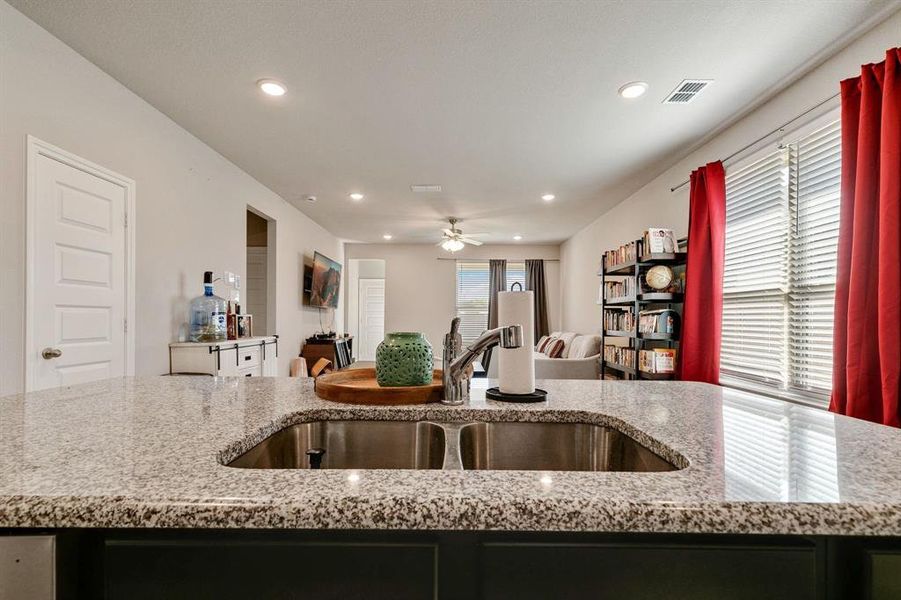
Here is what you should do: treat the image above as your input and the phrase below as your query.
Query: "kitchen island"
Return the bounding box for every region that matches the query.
[1,376,900,598]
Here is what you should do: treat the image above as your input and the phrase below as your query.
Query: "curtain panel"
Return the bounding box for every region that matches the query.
[482,259,507,370]
[830,47,901,427]
[679,161,727,384]
[525,259,550,340]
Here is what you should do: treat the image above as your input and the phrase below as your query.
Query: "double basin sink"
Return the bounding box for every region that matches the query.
[227,420,678,472]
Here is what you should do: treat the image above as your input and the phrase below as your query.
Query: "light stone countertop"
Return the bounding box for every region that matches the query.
[1,376,900,535]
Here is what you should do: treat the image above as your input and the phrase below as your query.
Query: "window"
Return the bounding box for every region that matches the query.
[455,261,525,345]
[721,118,841,405]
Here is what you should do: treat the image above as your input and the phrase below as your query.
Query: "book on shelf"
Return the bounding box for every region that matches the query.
[638,348,677,373]
[603,278,635,301]
[604,308,635,333]
[642,228,679,254]
[603,240,640,267]
[603,345,635,368]
[638,309,679,335]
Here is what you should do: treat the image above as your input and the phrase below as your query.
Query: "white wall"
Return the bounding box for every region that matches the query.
[344,244,562,353]
[0,2,343,393]
[560,11,901,335]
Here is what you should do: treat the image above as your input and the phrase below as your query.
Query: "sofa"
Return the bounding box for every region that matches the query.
[487,332,601,380]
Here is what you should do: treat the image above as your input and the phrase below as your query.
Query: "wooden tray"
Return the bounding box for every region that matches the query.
[314,368,443,405]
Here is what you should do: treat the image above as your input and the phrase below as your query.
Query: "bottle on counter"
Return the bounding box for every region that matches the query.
[189,271,228,342]
[226,301,237,340]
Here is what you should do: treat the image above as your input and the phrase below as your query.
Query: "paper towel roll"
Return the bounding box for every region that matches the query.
[498,290,535,394]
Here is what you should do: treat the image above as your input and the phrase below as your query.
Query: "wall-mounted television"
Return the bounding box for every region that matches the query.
[308,251,342,309]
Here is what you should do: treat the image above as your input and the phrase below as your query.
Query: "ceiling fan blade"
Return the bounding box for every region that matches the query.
[435,241,446,247]
[461,237,483,246]
[442,229,455,237]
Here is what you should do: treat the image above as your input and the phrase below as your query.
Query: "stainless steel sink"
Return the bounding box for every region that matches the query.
[227,420,446,470]
[226,419,678,472]
[458,421,676,472]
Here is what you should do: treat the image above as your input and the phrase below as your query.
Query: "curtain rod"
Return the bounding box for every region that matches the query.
[435,257,561,262]
[669,92,840,193]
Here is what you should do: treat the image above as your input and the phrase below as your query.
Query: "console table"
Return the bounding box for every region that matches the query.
[300,336,354,375]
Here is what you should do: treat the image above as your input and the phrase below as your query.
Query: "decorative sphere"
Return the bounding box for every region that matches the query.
[645,265,674,291]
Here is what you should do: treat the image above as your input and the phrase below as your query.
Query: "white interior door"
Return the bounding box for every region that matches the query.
[357,278,385,361]
[28,140,133,390]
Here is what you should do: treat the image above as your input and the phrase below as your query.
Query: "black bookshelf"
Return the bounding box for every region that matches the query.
[599,237,686,381]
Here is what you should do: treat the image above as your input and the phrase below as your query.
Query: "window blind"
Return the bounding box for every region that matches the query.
[722,119,841,404]
[455,260,525,346]
[788,121,841,393]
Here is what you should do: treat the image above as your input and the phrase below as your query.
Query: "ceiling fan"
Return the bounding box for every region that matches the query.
[438,217,483,252]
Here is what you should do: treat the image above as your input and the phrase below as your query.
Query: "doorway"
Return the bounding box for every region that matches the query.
[246,208,276,335]
[26,137,135,391]
[346,259,385,361]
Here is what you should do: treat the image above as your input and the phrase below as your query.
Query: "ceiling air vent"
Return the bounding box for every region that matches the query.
[411,184,442,193]
[663,79,712,104]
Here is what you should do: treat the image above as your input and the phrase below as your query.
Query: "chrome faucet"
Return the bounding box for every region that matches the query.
[442,317,523,405]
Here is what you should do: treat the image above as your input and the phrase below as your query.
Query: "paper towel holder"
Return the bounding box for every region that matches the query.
[485,387,548,403]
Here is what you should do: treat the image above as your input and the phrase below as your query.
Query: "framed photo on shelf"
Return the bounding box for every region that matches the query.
[237,314,253,338]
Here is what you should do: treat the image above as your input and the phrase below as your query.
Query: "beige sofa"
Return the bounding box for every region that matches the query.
[487,332,601,380]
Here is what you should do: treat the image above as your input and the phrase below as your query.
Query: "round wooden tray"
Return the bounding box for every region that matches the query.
[314,368,443,405]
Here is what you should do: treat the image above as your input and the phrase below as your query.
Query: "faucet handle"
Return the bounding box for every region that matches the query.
[449,317,461,337]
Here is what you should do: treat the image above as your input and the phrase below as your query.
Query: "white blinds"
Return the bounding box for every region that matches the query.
[722,150,789,385]
[722,119,841,404]
[455,261,525,346]
[789,122,842,392]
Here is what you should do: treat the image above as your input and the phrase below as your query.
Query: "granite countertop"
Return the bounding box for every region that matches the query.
[1,376,900,535]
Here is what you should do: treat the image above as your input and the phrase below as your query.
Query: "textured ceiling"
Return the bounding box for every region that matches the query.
[9,0,898,243]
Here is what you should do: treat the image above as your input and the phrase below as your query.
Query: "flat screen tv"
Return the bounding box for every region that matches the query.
[309,251,342,309]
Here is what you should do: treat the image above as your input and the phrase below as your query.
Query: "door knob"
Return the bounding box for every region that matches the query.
[41,348,62,360]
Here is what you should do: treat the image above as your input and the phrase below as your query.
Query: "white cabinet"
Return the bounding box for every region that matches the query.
[169,336,278,377]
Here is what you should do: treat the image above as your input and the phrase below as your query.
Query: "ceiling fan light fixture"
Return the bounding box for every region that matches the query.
[441,239,465,253]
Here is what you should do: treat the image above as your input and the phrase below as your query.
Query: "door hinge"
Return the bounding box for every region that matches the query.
[124,318,128,333]
[124,213,128,228]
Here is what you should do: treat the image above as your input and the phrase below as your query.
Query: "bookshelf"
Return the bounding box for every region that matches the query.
[599,233,686,381]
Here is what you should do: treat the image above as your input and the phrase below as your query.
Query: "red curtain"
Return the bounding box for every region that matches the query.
[830,48,901,427]
[679,161,726,384]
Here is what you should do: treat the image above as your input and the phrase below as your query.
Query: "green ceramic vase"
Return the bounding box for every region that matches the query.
[375,332,433,387]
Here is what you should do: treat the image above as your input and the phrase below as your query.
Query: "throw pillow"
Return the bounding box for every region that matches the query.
[556,332,578,358]
[568,335,601,359]
[535,335,552,352]
[544,338,565,359]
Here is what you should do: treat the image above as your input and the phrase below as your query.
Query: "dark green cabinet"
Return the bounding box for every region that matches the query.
[5,528,900,599]
[479,541,818,600]
[868,550,901,600]
[104,538,437,600]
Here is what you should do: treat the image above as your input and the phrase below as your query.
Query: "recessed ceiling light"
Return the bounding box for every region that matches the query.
[257,79,287,96]
[618,81,648,99]
[513,235,523,241]
[349,193,364,201]
[383,234,393,240]
[541,194,555,202]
